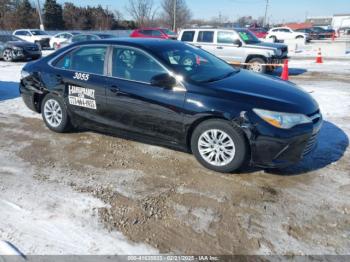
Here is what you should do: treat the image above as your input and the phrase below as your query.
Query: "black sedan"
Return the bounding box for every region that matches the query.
[20,39,322,173]
[0,35,41,62]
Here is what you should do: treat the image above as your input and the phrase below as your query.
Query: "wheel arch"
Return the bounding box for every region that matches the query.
[245,54,267,64]
[185,115,250,153]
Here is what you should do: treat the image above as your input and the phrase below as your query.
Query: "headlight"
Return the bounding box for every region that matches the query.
[275,49,282,56]
[253,109,312,129]
[20,69,31,80]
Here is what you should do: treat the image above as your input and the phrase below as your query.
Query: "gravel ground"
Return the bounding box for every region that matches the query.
[0,59,349,255]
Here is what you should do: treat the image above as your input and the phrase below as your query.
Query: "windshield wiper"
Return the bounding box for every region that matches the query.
[202,70,238,83]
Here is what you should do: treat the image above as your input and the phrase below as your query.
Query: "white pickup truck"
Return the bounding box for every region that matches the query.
[178,28,288,74]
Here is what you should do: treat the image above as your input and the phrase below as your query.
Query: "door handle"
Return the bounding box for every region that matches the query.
[110,87,119,93]
[217,46,224,49]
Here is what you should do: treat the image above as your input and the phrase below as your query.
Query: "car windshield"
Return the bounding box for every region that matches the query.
[97,34,115,39]
[31,30,49,36]
[162,29,177,35]
[0,35,23,42]
[235,29,260,44]
[154,43,238,83]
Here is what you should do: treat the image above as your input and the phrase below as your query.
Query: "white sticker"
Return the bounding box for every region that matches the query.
[68,85,96,109]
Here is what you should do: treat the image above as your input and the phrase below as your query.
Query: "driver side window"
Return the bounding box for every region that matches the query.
[112,47,167,83]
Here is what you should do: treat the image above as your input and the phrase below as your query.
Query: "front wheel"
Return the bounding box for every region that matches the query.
[247,57,266,74]
[41,94,71,133]
[3,49,13,62]
[191,120,248,173]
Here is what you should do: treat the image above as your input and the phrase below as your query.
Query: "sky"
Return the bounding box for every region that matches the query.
[56,0,350,23]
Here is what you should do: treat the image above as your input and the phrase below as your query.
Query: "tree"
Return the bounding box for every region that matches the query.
[161,0,191,31]
[126,0,157,27]
[15,0,38,28]
[43,0,64,30]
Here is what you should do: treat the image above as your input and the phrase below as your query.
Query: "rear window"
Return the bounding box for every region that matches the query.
[54,46,107,75]
[197,31,214,43]
[181,31,195,42]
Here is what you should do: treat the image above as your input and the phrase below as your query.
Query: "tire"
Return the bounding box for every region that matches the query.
[3,49,13,62]
[270,36,277,43]
[41,94,71,133]
[191,119,248,173]
[247,57,266,74]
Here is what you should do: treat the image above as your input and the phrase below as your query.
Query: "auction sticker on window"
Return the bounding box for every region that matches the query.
[68,85,96,109]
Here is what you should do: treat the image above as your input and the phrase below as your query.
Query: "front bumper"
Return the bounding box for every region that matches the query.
[242,110,323,168]
[10,48,42,61]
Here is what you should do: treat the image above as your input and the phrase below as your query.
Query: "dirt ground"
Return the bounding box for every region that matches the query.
[0,66,350,255]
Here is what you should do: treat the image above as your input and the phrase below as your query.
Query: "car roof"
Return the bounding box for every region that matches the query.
[67,38,188,50]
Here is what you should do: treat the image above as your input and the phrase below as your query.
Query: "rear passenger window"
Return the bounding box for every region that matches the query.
[54,46,107,75]
[197,31,214,43]
[181,31,195,42]
[112,47,166,83]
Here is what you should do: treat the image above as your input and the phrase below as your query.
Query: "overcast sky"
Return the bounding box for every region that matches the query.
[56,0,349,23]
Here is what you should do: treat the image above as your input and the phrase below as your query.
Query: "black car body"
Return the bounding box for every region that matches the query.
[20,39,322,173]
[0,35,41,61]
[295,28,320,40]
[311,27,335,39]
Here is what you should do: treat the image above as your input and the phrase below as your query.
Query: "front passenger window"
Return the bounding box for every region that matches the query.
[112,47,166,83]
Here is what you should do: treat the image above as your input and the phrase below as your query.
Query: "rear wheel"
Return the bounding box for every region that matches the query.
[3,49,13,62]
[247,57,266,74]
[191,120,247,173]
[41,94,71,133]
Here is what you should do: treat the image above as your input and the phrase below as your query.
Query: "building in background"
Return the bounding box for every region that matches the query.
[306,16,333,29]
[332,14,350,30]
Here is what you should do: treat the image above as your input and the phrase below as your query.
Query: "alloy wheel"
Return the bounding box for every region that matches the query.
[198,129,236,166]
[43,99,63,128]
[3,49,13,61]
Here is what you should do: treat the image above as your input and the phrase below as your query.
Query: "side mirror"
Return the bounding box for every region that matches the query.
[150,73,177,89]
[233,39,242,47]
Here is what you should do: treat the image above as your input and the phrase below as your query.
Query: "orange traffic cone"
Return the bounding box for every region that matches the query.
[316,48,323,63]
[280,59,289,81]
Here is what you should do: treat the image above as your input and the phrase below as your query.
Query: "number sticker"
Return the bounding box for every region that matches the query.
[73,72,90,81]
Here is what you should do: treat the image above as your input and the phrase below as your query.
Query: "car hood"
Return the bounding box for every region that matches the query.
[6,41,38,48]
[205,70,319,115]
[246,41,287,51]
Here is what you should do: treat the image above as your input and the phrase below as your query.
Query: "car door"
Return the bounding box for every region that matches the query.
[215,31,243,62]
[195,31,216,54]
[104,46,186,143]
[50,45,109,124]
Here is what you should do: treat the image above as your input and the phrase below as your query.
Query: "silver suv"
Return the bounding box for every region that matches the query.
[178,28,288,73]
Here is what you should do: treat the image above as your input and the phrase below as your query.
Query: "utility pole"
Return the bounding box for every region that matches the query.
[36,0,44,30]
[263,0,269,27]
[173,0,177,32]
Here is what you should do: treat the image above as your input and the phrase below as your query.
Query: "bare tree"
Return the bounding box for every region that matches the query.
[161,0,191,31]
[126,0,157,27]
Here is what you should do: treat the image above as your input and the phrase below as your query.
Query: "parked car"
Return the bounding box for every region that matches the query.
[295,28,320,40]
[266,27,309,42]
[13,29,51,49]
[49,32,80,49]
[178,28,288,73]
[338,27,350,36]
[249,27,268,39]
[311,27,335,39]
[19,38,322,173]
[130,28,177,40]
[0,34,41,62]
[60,33,117,48]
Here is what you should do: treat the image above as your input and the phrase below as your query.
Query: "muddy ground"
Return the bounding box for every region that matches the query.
[0,67,350,255]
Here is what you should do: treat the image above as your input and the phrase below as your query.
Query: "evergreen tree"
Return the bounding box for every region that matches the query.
[15,0,38,28]
[43,0,64,30]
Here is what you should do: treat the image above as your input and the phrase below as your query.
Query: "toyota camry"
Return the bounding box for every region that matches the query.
[20,38,322,173]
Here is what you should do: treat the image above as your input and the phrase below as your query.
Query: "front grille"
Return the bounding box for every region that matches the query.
[303,133,318,156]
[25,46,39,51]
